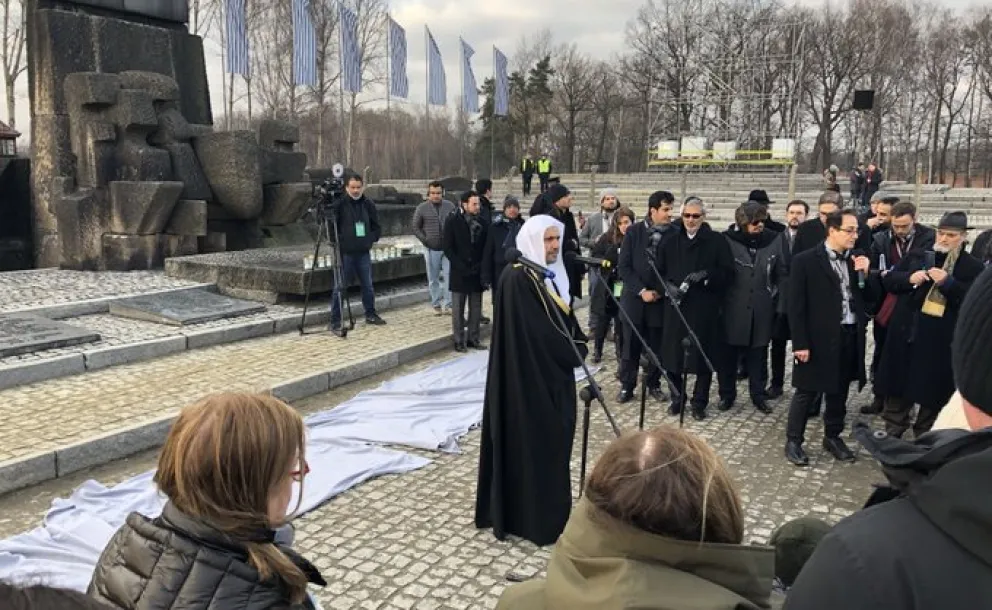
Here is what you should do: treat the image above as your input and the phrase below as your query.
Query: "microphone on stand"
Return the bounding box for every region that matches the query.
[564,251,612,269]
[505,247,555,279]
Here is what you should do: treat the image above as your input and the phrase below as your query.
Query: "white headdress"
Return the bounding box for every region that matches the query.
[515,215,570,300]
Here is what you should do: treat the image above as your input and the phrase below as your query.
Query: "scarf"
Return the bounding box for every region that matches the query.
[921,247,960,318]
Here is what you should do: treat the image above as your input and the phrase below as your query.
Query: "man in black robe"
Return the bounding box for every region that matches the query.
[475,214,588,547]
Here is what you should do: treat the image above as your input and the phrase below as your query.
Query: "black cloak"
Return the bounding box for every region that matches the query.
[475,264,588,546]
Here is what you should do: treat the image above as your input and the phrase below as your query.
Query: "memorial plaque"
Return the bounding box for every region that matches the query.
[109,289,266,326]
[0,313,101,357]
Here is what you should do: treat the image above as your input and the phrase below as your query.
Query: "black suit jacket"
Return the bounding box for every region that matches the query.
[789,246,875,393]
[618,221,669,326]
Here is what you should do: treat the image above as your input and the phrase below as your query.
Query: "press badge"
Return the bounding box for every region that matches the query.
[355,221,367,237]
[613,281,623,298]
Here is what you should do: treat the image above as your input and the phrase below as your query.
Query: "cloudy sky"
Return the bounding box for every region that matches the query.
[2,0,983,138]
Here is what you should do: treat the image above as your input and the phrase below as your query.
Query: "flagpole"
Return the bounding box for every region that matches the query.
[338,7,347,167]
[459,37,465,176]
[424,25,430,180]
[385,14,392,180]
[490,46,495,178]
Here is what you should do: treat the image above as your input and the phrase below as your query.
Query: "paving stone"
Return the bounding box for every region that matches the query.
[0,354,87,390]
[84,336,188,371]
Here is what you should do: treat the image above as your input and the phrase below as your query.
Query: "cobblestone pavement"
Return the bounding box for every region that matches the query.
[0,270,204,313]
[0,278,429,366]
[0,334,887,609]
[0,299,485,464]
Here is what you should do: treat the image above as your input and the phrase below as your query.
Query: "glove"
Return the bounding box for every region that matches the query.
[685,270,709,285]
[664,281,686,303]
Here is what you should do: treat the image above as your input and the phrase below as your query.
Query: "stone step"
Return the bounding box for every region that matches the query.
[0,294,523,496]
[0,279,431,392]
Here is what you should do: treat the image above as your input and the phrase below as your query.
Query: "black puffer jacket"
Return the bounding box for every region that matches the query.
[88,503,326,609]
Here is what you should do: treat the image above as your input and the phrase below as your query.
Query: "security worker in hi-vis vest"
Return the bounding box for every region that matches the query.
[537,155,553,194]
[520,155,535,196]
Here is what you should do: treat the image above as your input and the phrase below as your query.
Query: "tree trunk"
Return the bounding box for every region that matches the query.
[5,80,14,130]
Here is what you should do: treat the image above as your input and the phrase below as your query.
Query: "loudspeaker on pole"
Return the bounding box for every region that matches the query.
[853,90,875,111]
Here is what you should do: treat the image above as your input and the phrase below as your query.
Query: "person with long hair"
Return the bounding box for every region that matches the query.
[88,393,325,609]
[496,425,776,609]
[588,206,635,363]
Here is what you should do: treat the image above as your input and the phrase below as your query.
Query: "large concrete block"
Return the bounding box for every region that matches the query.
[27,8,97,116]
[68,0,190,23]
[113,88,159,130]
[261,183,311,226]
[165,199,207,236]
[118,70,180,102]
[193,131,263,219]
[63,72,120,107]
[163,234,199,258]
[257,119,299,150]
[165,142,212,200]
[92,16,175,77]
[108,181,183,234]
[102,234,164,270]
[198,231,226,253]
[72,122,118,188]
[30,114,73,224]
[169,31,212,125]
[54,189,108,270]
[260,149,307,185]
[116,139,173,182]
[149,106,197,145]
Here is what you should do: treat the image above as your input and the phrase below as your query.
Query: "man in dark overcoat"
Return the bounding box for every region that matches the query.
[443,190,488,352]
[768,200,809,398]
[718,202,785,414]
[657,197,734,420]
[785,209,874,466]
[874,211,984,438]
[616,191,676,403]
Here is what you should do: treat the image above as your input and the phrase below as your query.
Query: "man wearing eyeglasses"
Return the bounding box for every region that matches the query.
[718,202,786,415]
[655,197,734,420]
[785,209,875,466]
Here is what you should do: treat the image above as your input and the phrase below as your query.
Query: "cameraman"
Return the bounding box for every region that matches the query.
[330,173,386,332]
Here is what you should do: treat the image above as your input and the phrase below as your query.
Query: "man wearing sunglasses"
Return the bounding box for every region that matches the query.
[654,197,734,420]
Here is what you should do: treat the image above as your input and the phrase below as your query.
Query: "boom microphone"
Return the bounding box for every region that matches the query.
[564,251,612,269]
[505,247,555,279]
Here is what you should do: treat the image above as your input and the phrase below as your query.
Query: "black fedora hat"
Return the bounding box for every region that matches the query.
[937,211,973,231]
[747,189,774,205]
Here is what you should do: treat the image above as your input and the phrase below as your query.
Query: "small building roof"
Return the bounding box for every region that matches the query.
[0,119,20,138]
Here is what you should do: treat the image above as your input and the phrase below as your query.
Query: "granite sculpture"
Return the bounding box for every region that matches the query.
[27,0,312,270]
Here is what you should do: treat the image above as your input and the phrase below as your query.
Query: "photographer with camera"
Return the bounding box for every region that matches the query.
[329,173,386,332]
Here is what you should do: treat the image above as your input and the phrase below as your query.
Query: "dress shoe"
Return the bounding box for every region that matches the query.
[823,437,856,462]
[454,343,467,353]
[649,386,668,402]
[668,400,683,416]
[467,341,487,350]
[591,350,602,364]
[365,314,387,325]
[753,398,773,414]
[766,385,784,399]
[480,316,491,325]
[616,389,633,404]
[692,405,707,420]
[860,395,884,415]
[785,441,809,466]
[717,397,734,412]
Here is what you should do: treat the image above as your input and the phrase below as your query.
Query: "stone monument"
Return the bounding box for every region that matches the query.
[27,0,312,270]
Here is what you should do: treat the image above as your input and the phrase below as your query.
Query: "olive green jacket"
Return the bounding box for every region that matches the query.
[497,499,779,610]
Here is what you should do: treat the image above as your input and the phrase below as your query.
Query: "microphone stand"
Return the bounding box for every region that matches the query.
[541,277,621,495]
[645,255,716,428]
[590,264,680,429]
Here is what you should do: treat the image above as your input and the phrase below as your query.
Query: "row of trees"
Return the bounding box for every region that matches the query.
[4,0,992,184]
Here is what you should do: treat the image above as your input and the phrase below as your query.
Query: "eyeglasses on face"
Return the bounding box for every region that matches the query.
[290,460,311,482]
[749,220,765,226]
[682,213,703,220]
[835,227,858,234]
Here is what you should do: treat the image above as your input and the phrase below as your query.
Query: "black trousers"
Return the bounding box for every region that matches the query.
[719,345,768,403]
[594,312,622,358]
[667,369,713,410]
[786,327,857,444]
[522,173,533,195]
[770,338,787,389]
[538,173,550,193]
[619,322,663,392]
[870,322,887,389]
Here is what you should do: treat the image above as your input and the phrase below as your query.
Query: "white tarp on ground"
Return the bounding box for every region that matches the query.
[0,350,596,592]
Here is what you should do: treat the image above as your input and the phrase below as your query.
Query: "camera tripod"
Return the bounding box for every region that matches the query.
[299,202,354,337]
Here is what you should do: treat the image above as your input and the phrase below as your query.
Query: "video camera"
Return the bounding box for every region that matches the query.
[312,163,347,214]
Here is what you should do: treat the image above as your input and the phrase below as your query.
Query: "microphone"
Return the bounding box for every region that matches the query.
[852,249,866,289]
[564,251,612,269]
[505,247,555,279]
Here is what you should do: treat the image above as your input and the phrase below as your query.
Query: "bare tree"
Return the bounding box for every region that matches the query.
[547,43,595,172]
[340,0,387,165]
[1,0,26,129]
